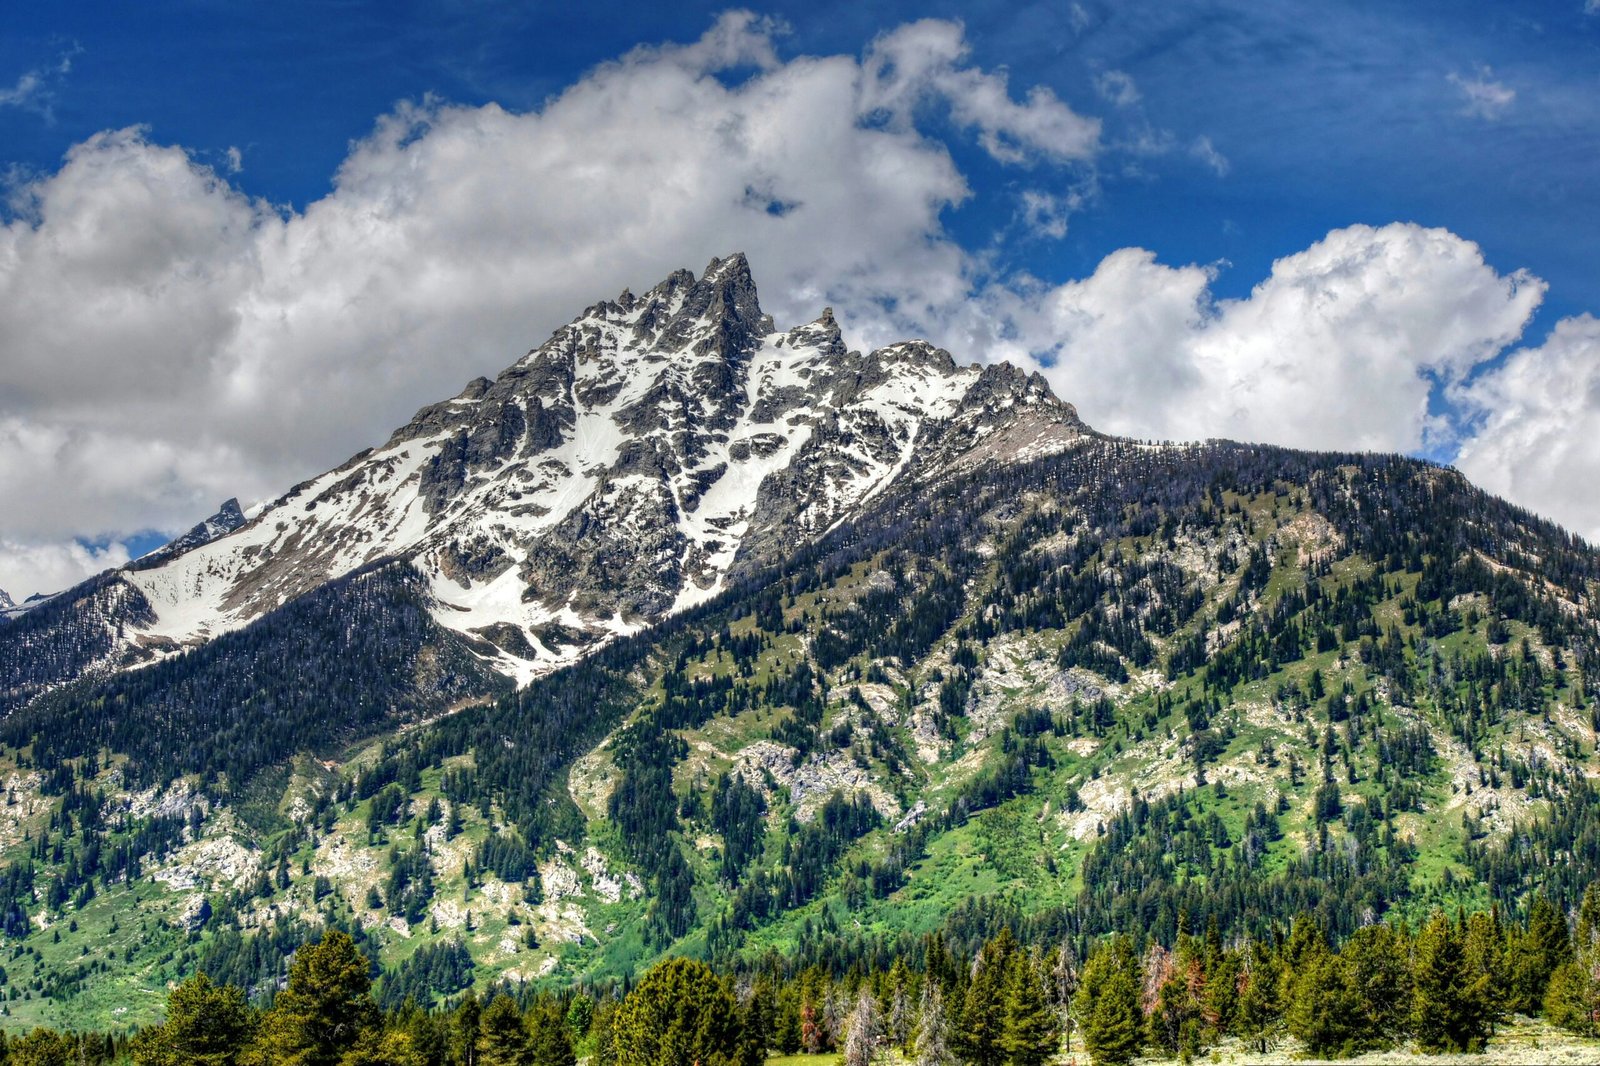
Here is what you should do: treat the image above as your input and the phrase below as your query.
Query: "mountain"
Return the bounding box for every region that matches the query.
[0,588,11,610]
[135,497,247,567]
[1,254,1083,704]
[2,256,1599,1035]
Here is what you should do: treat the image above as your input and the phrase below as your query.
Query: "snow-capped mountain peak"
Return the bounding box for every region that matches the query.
[24,255,1088,686]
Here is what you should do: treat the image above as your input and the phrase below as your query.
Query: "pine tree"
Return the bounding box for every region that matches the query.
[1076,938,1142,1066]
[1412,911,1493,1053]
[1287,945,1362,1057]
[588,997,620,1066]
[612,957,740,1066]
[527,999,577,1066]
[336,1027,424,1066]
[737,979,774,1066]
[131,972,254,1066]
[244,930,378,1066]
[451,990,483,1066]
[1578,883,1600,953]
[476,994,533,1066]
[957,944,1007,1065]
[886,959,914,1050]
[1510,893,1576,1014]
[1463,910,1508,1031]
[1339,923,1411,1050]
[1000,951,1059,1066]
[1545,962,1599,1036]
[1202,946,1242,1038]
[1236,938,1285,1054]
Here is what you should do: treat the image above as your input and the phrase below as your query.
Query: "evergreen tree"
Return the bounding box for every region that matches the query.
[476,994,533,1066]
[1545,961,1600,1036]
[1339,923,1412,1050]
[737,980,774,1066]
[244,930,378,1066]
[335,1027,424,1066]
[1286,949,1359,1057]
[886,959,914,1051]
[450,990,482,1066]
[957,933,1012,1065]
[1463,910,1509,1032]
[1510,893,1574,1014]
[1578,883,1600,953]
[527,998,577,1066]
[588,997,620,1066]
[612,957,740,1066]
[2,1028,79,1066]
[1235,937,1285,1054]
[1076,938,1143,1066]
[1412,911,1492,1053]
[131,972,255,1066]
[1147,938,1205,1059]
[1202,946,1242,1038]
[1000,951,1059,1066]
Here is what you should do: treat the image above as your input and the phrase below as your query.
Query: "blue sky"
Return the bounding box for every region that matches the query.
[2,1,1599,597]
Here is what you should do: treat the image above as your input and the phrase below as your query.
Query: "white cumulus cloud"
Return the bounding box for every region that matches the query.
[0,12,1098,600]
[1454,314,1600,541]
[975,223,1544,453]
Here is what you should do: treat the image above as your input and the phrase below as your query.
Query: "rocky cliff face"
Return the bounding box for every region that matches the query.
[3,255,1086,693]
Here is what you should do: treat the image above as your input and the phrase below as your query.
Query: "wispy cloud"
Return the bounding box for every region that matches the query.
[0,46,79,120]
[1019,189,1078,239]
[1449,66,1515,120]
[1190,135,1229,176]
[1093,69,1141,108]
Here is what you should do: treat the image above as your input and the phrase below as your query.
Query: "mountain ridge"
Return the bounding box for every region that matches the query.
[2,253,1086,698]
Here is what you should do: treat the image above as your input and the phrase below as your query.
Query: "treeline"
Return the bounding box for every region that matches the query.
[1,562,505,795]
[11,888,1600,1066]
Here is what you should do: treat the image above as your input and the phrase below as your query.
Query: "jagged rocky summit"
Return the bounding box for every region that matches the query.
[4,255,1087,692]
[134,498,248,568]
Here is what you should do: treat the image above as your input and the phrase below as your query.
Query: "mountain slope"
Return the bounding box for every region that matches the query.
[2,257,1599,1034]
[5,435,1600,1031]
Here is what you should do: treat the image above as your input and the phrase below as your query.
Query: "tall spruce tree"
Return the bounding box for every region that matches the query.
[1510,893,1575,1014]
[957,938,1010,1066]
[1412,911,1493,1053]
[244,930,378,1066]
[1236,938,1285,1054]
[1339,923,1412,1050]
[131,972,254,1066]
[1000,951,1059,1066]
[528,999,577,1066]
[1287,949,1360,1056]
[1076,937,1143,1066]
[476,994,533,1066]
